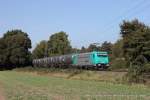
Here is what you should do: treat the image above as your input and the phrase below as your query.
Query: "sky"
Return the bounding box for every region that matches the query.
[0,0,150,50]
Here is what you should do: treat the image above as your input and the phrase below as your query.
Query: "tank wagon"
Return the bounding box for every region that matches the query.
[33,51,109,69]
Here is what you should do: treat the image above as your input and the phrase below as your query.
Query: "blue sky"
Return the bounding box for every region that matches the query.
[0,0,150,49]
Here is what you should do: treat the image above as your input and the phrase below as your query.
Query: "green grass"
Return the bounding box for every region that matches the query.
[0,71,150,100]
[14,67,127,83]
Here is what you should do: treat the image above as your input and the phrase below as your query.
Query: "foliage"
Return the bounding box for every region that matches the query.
[120,19,150,83]
[100,41,112,54]
[112,39,123,58]
[143,63,150,73]
[110,59,127,70]
[0,38,6,67]
[0,30,32,69]
[32,40,48,59]
[71,47,80,53]
[47,31,72,56]
[80,46,87,53]
[32,31,72,58]
[126,64,145,83]
[120,19,150,63]
[110,39,128,70]
[87,44,100,52]
[85,41,112,53]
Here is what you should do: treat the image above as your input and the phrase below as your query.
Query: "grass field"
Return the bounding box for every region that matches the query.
[0,71,150,100]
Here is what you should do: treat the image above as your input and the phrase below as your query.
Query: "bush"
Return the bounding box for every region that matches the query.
[143,63,150,73]
[109,58,128,70]
[126,64,145,83]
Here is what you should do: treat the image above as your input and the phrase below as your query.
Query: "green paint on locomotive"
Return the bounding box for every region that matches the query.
[72,54,78,65]
[72,51,109,66]
[92,51,109,65]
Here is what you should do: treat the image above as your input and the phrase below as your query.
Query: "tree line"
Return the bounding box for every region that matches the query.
[32,35,113,59]
[0,19,150,83]
[0,30,113,69]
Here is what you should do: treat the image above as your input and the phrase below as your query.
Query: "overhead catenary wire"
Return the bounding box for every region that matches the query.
[101,0,150,33]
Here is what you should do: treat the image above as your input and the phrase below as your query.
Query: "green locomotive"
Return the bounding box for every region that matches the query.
[72,51,109,69]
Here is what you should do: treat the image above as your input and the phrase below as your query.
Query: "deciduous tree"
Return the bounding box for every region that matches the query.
[32,40,48,59]
[48,31,72,56]
[0,30,32,69]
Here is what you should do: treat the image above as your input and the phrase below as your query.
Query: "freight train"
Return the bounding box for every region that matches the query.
[33,51,110,70]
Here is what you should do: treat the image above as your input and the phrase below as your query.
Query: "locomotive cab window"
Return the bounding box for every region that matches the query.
[97,54,107,57]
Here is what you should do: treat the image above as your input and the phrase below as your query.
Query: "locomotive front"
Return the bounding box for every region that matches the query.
[93,51,109,69]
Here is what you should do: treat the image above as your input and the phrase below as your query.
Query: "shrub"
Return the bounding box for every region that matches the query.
[143,63,150,73]
[109,58,127,70]
[126,64,145,83]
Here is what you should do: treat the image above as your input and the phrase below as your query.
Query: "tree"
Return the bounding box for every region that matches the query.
[120,19,150,64]
[0,38,7,68]
[71,48,80,53]
[47,31,72,56]
[0,29,32,69]
[80,46,87,53]
[87,44,99,52]
[32,40,48,59]
[110,39,127,69]
[100,41,112,54]
[120,19,150,83]
[112,39,123,58]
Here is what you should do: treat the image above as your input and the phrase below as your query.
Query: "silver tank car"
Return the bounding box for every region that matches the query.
[33,54,72,68]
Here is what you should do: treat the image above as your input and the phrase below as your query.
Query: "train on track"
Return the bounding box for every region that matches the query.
[33,51,110,70]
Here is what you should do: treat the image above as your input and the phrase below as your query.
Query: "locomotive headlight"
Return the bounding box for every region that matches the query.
[98,64,101,66]
[106,64,109,66]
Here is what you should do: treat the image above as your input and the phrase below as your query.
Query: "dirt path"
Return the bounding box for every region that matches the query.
[0,93,5,100]
[0,83,5,100]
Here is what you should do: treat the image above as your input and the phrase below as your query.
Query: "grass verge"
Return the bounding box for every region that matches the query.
[14,67,127,83]
[0,71,150,100]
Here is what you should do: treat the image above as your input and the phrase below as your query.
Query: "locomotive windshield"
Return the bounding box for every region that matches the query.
[97,54,107,57]
[95,52,109,66]
[97,53,108,57]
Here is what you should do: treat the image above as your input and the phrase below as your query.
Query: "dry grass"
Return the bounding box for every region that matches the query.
[14,67,127,83]
[0,70,149,100]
